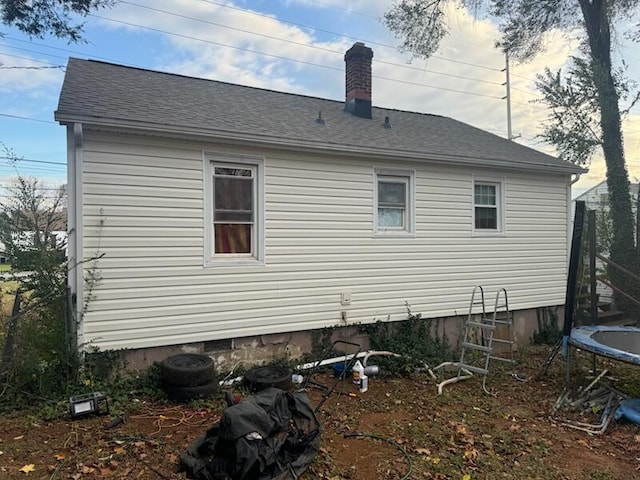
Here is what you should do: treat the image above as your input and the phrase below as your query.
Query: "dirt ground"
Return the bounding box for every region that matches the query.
[1,348,639,480]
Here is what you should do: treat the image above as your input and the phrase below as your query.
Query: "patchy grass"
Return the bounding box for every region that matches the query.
[0,264,11,273]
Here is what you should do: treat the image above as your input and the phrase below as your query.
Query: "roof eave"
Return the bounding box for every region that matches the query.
[54,115,586,175]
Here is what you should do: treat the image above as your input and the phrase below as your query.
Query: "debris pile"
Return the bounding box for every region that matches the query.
[551,369,627,434]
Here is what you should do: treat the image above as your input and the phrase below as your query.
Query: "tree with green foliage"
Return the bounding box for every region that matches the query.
[385,0,640,307]
[534,54,640,167]
[0,176,67,285]
[0,2,116,410]
[0,176,73,405]
[1,0,113,41]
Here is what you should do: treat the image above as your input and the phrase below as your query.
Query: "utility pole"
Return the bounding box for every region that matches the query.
[502,51,518,141]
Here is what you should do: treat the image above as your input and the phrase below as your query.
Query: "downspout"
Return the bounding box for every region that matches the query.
[567,173,582,262]
[67,123,84,351]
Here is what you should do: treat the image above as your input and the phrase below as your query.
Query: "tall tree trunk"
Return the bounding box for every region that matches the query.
[580,0,637,309]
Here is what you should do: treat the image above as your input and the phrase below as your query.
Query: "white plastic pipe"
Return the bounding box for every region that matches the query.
[219,350,402,387]
[295,350,401,370]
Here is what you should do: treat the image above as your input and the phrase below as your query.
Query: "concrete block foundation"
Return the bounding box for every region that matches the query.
[122,306,563,372]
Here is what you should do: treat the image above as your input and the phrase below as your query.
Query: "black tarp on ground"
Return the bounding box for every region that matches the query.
[180,388,321,480]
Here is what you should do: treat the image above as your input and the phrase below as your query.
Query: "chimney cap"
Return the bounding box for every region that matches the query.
[344,42,373,61]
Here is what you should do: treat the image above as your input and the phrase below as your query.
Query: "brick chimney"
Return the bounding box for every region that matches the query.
[344,42,373,119]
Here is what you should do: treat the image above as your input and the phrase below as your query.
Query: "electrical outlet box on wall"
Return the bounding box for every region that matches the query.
[341,291,351,305]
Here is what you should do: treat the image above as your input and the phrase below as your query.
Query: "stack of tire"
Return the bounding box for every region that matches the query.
[243,365,293,392]
[160,353,217,403]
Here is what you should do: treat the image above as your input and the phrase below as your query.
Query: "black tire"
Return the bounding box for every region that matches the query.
[244,366,293,392]
[161,353,215,387]
[163,380,218,403]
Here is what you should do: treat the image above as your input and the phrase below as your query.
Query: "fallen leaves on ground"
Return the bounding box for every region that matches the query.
[19,464,35,474]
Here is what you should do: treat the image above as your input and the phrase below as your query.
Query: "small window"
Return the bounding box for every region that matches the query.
[473,180,503,232]
[374,169,414,235]
[599,193,608,207]
[204,153,264,266]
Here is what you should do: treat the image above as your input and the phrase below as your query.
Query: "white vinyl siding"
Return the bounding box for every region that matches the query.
[78,131,570,350]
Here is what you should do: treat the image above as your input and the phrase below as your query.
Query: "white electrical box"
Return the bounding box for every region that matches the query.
[341,291,351,305]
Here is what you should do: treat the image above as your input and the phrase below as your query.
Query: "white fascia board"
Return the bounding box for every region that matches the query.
[55,117,586,175]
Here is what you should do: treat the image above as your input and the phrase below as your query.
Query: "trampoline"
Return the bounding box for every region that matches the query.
[569,325,640,366]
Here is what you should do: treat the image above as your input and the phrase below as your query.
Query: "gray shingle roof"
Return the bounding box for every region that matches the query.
[55,58,583,174]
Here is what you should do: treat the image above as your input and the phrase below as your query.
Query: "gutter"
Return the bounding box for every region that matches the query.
[54,118,586,176]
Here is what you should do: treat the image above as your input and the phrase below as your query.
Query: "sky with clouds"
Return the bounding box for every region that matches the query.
[1,0,639,197]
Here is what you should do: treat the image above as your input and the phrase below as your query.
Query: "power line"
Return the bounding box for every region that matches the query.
[0,160,65,169]
[0,65,64,70]
[510,71,540,83]
[0,48,67,62]
[119,1,342,55]
[0,185,65,190]
[0,1,526,165]
[0,113,56,124]
[0,156,66,165]
[195,0,503,72]
[0,51,57,66]
[375,74,502,99]
[511,85,537,95]
[3,4,508,97]
[304,0,514,55]
[89,13,504,100]
[2,37,135,67]
[89,14,344,72]
[0,195,65,199]
[378,58,503,86]
[117,1,504,87]
[0,51,65,66]
[0,170,66,177]
[0,165,66,174]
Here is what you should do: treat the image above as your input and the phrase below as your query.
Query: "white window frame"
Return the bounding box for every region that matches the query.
[204,152,265,267]
[472,177,505,235]
[373,168,415,237]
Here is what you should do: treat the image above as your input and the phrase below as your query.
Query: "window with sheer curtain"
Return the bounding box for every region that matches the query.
[375,169,414,235]
[213,165,254,254]
[205,153,264,266]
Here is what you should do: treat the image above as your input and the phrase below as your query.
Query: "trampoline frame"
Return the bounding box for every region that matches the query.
[569,325,640,366]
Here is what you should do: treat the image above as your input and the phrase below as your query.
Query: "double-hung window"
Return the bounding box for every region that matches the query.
[204,153,264,266]
[374,169,415,235]
[473,179,503,233]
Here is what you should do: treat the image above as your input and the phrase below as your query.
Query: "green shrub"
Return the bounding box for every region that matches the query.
[358,305,454,375]
[532,307,562,345]
[0,287,79,410]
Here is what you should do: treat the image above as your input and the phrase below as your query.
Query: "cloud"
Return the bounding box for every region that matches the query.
[94,0,352,98]
[3,0,638,192]
[91,0,614,190]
